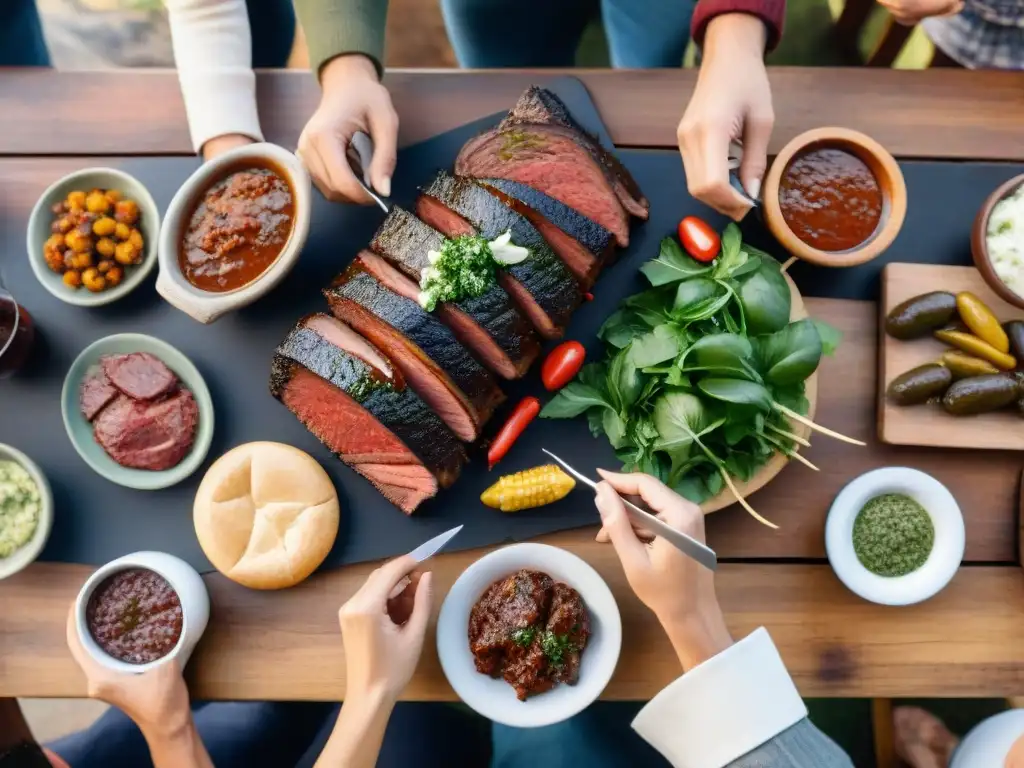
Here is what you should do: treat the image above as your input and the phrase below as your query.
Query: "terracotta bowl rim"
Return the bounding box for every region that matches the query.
[970,172,1024,311]
[762,127,907,268]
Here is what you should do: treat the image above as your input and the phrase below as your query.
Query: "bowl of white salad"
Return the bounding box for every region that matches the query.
[974,173,1024,311]
[0,443,53,580]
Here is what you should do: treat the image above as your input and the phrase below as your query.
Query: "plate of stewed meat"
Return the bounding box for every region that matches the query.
[437,543,621,728]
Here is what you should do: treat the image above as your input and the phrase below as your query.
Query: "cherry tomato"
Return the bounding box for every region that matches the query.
[678,216,720,263]
[488,397,541,469]
[541,341,586,391]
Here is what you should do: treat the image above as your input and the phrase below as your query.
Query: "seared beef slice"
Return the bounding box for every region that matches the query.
[502,86,649,220]
[270,314,466,513]
[325,256,504,441]
[370,206,539,379]
[93,390,198,471]
[80,366,120,421]
[416,172,580,339]
[102,352,178,400]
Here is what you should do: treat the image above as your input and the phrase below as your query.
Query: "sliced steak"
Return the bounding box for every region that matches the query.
[456,124,631,247]
[324,256,504,441]
[416,172,580,340]
[370,206,539,379]
[502,86,649,220]
[477,178,615,287]
[80,365,120,422]
[270,314,465,513]
[102,352,178,401]
[93,390,198,471]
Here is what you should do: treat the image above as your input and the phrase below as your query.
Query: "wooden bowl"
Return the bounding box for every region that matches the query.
[762,127,907,268]
[971,172,1024,311]
[702,271,817,514]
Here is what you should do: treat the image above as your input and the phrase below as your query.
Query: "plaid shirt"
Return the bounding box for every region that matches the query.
[923,0,1024,69]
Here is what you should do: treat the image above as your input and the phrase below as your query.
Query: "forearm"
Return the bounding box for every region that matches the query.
[691,0,785,51]
[143,721,214,768]
[164,0,263,153]
[314,687,395,768]
[294,0,389,79]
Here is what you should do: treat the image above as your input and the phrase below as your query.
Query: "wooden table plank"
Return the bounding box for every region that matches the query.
[5,551,1024,700]
[3,69,1024,159]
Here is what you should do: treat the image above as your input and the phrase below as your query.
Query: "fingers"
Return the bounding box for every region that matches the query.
[402,571,434,638]
[318,137,373,206]
[594,482,647,570]
[366,102,398,198]
[679,123,753,221]
[738,110,773,203]
[596,469,703,533]
[65,602,88,669]
[372,554,420,596]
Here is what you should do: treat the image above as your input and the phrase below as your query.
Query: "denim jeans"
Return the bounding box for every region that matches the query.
[440,0,696,68]
[0,0,293,68]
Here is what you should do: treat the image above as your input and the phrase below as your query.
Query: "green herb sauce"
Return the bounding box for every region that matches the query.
[540,630,576,667]
[499,131,544,161]
[852,494,934,577]
[419,234,497,312]
[510,627,536,647]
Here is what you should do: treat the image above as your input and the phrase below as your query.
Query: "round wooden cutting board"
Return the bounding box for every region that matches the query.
[701,271,818,514]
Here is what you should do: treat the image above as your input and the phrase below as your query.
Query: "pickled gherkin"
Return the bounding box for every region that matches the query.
[481,465,576,512]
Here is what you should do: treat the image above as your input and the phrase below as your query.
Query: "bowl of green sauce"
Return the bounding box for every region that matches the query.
[825,468,964,605]
[0,443,53,580]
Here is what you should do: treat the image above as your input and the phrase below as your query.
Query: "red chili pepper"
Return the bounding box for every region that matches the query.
[678,216,720,263]
[541,340,586,391]
[584,292,594,301]
[487,396,541,469]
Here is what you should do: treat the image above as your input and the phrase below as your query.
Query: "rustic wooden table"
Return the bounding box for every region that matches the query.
[4,68,1024,702]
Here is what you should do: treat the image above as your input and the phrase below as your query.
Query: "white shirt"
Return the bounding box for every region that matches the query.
[163,0,264,153]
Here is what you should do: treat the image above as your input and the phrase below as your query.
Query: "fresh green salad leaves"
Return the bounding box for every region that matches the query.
[541,223,856,527]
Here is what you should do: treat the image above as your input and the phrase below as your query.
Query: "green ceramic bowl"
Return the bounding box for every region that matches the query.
[61,334,214,490]
[27,167,160,307]
[0,443,53,580]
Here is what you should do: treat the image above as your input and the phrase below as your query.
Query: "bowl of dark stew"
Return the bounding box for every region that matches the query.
[156,142,311,324]
[437,543,621,728]
[762,127,907,268]
[75,551,210,673]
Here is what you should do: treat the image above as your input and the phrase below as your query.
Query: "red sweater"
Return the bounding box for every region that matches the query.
[691,0,786,50]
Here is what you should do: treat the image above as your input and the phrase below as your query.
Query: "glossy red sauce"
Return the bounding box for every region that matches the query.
[86,568,183,664]
[0,297,34,378]
[179,162,294,293]
[779,147,882,252]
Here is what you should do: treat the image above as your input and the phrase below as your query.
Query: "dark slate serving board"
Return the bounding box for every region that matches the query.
[1,77,1023,572]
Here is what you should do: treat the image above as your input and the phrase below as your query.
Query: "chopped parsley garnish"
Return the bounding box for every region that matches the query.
[418,231,529,311]
[541,630,576,667]
[511,627,536,647]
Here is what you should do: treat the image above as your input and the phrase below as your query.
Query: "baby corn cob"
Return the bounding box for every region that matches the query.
[480,465,576,512]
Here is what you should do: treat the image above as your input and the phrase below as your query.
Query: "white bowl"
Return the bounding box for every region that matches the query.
[0,444,53,581]
[825,467,965,606]
[437,543,621,728]
[26,167,160,307]
[156,142,311,324]
[74,551,210,674]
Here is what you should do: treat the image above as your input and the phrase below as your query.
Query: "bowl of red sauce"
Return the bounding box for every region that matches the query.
[157,143,311,324]
[762,127,907,268]
[75,551,209,673]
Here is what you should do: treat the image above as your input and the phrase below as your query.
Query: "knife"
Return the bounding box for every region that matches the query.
[542,449,718,572]
[407,525,463,563]
[347,131,391,213]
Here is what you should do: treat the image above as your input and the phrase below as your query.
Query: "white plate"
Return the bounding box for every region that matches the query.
[825,467,964,606]
[437,543,621,728]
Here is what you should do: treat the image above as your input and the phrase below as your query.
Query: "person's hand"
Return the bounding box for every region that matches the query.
[201,133,256,162]
[876,0,963,25]
[678,13,773,220]
[340,555,433,701]
[297,54,398,205]
[594,470,733,671]
[65,605,192,741]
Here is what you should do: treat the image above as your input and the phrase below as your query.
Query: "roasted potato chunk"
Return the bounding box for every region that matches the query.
[92,216,116,237]
[114,222,131,241]
[66,191,86,211]
[114,241,139,266]
[63,270,83,289]
[114,200,139,225]
[104,189,122,204]
[96,237,116,258]
[82,267,106,293]
[105,266,124,287]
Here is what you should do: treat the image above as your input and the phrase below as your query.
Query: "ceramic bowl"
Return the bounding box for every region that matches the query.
[971,172,1024,311]
[825,467,964,606]
[74,551,210,674]
[156,142,312,324]
[26,167,160,307]
[762,127,907,268]
[0,443,53,581]
[437,543,621,728]
[61,333,215,490]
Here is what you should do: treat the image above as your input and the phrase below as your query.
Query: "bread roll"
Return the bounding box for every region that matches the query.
[193,442,339,589]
